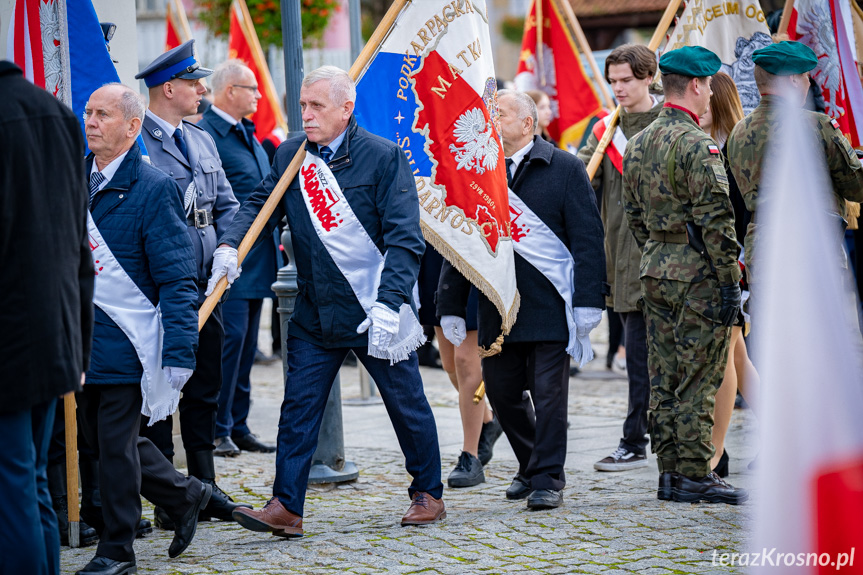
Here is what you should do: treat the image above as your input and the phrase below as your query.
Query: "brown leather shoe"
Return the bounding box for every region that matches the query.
[401,492,446,526]
[232,497,303,538]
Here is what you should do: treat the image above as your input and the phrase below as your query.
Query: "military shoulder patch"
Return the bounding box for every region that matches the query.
[708,144,721,155]
[831,118,841,130]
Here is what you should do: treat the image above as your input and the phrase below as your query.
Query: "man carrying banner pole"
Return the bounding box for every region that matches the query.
[209,66,445,536]
[578,44,662,473]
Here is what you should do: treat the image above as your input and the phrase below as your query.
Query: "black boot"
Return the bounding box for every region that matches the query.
[186,450,251,522]
[48,461,98,547]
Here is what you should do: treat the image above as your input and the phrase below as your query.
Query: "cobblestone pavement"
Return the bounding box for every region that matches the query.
[61,320,756,574]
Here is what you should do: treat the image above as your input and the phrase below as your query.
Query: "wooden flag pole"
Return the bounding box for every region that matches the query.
[586,0,683,180]
[234,0,289,136]
[777,0,795,37]
[553,0,615,110]
[536,0,545,86]
[198,0,411,329]
[64,392,80,548]
[174,0,193,42]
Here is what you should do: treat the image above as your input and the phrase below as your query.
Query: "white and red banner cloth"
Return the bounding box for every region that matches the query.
[788,0,863,147]
[354,0,519,335]
[298,152,425,364]
[87,213,177,424]
[751,96,863,574]
[590,113,628,174]
[666,0,772,114]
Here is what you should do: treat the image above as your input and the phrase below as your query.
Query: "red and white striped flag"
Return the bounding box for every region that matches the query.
[165,0,191,51]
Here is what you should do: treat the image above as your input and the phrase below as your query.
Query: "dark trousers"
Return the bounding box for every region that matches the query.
[607,306,624,362]
[0,399,58,575]
[482,341,570,491]
[618,311,650,455]
[77,385,201,561]
[142,305,224,458]
[274,336,443,516]
[217,298,262,439]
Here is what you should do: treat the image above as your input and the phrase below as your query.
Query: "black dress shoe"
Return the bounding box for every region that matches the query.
[673,472,748,505]
[447,451,485,488]
[199,480,252,521]
[213,436,241,457]
[232,433,276,453]
[526,489,563,510]
[712,449,729,478]
[168,482,212,558]
[505,474,532,500]
[657,472,680,501]
[136,518,152,538]
[477,417,503,466]
[75,555,136,575]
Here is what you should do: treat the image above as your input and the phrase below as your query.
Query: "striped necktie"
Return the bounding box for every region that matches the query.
[89,171,105,208]
[320,146,333,163]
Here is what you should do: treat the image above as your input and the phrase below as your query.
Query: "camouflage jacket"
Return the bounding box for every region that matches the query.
[622,106,741,286]
[727,95,863,270]
[578,101,662,312]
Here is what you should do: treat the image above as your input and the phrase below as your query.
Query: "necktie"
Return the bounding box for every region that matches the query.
[505,158,514,188]
[234,123,252,149]
[320,146,333,163]
[173,129,189,162]
[89,171,105,208]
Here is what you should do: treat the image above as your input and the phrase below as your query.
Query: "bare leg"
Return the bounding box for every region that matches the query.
[454,331,487,457]
[434,327,459,389]
[710,326,741,469]
[733,333,759,410]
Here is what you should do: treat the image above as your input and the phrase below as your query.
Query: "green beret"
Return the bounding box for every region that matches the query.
[752,41,818,75]
[659,46,722,77]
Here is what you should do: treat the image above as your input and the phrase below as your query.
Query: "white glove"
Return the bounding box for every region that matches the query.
[163,366,193,391]
[440,315,467,347]
[574,307,603,339]
[356,302,400,351]
[205,246,241,296]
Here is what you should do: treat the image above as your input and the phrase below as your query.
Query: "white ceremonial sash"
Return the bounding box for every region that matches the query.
[299,152,426,364]
[87,212,177,424]
[507,192,582,360]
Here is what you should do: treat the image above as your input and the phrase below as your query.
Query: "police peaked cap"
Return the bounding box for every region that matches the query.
[136,39,213,88]
[752,41,818,76]
[659,46,722,78]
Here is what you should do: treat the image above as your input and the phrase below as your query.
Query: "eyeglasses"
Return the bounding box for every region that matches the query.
[232,84,259,92]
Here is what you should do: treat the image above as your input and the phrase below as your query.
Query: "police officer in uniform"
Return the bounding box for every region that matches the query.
[727,41,863,288]
[135,40,245,527]
[622,46,747,505]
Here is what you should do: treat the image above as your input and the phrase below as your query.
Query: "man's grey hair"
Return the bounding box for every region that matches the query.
[211,59,252,94]
[302,66,356,105]
[498,89,538,128]
[103,82,146,136]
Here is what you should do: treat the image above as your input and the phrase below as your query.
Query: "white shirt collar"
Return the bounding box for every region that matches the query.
[90,150,130,191]
[147,109,183,137]
[210,105,241,126]
[508,139,535,174]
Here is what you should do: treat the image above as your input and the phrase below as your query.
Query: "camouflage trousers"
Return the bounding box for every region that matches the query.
[641,276,731,477]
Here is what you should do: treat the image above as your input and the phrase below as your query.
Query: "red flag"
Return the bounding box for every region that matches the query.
[165,0,190,51]
[514,0,603,148]
[228,0,287,146]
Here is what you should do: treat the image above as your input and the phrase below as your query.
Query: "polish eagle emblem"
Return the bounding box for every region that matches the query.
[798,1,845,118]
[449,108,499,175]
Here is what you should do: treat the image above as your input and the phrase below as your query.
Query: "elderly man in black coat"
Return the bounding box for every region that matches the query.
[0,59,94,575]
[437,90,607,511]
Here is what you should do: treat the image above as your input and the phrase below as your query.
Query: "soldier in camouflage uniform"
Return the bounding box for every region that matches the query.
[622,46,748,505]
[727,41,863,287]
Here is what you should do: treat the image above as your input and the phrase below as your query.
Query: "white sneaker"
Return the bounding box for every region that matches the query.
[594,446,648,471]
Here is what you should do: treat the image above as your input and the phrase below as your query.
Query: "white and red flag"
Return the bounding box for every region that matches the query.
[514,0,604,149]
[165,0,191,51]
[228,0,287,148]
[354,0,519,333]
[750,95,863,574]
[788,0,863,146]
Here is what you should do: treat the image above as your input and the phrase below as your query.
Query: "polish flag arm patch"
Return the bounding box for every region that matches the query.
[708,144,721,155]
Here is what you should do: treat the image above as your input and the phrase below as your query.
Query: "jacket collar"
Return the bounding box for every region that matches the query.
[142,113,190,168]
[304,115,357,172]
[202,107,235,137]
[87,143,142,223]
[0,60,22,78]
[510,136,554,188]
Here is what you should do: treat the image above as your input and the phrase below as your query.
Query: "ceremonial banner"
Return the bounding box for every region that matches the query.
[354,0,519,333]
[789,0,863,147]
[6,0,148,153]
[166,0,191,51]
[750,97,863,575]
[228,0,287,147]
[514,0,603,148]
[666,0,772,113]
